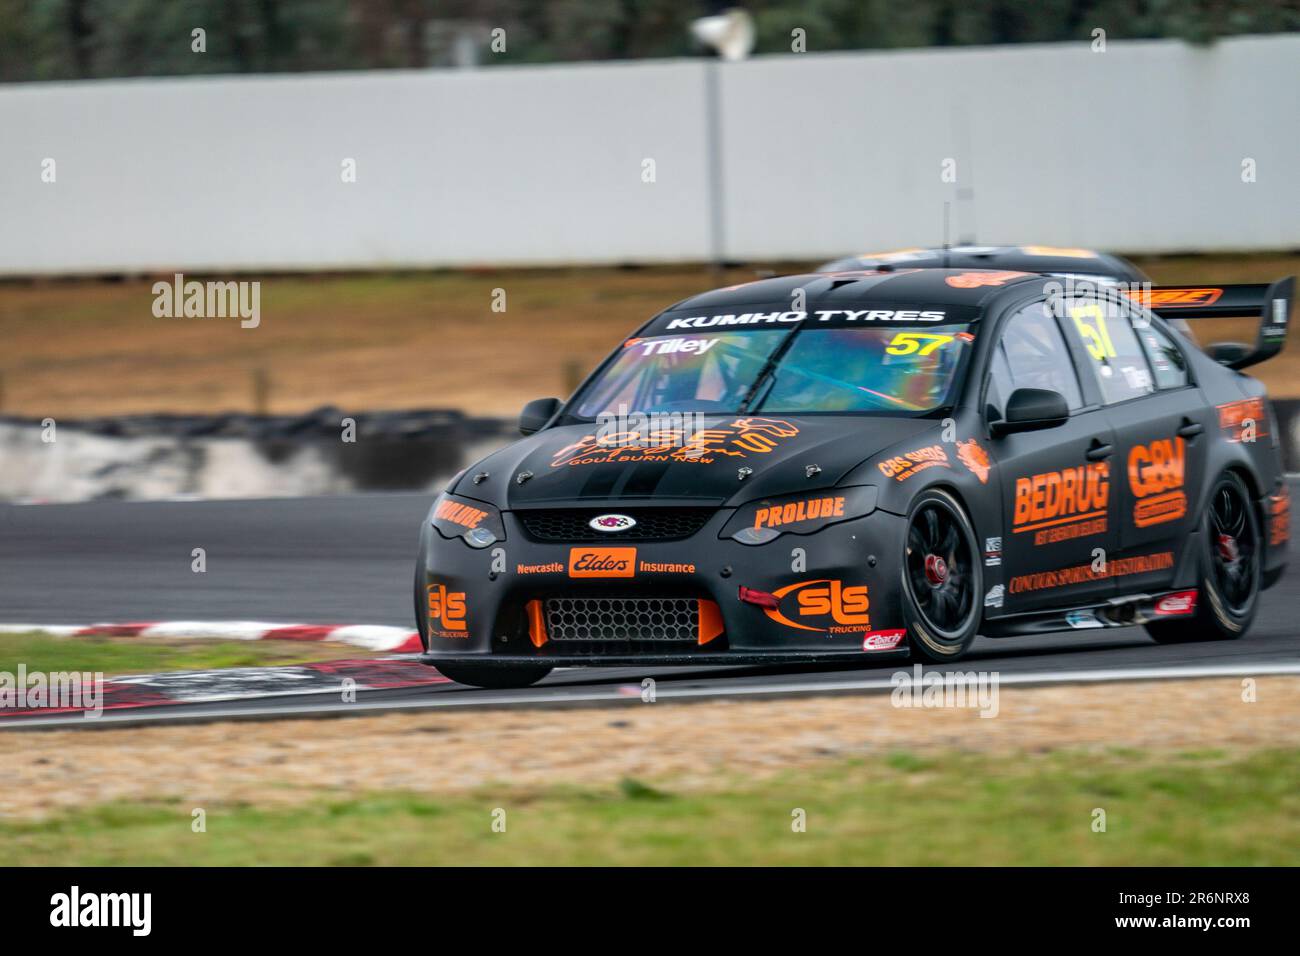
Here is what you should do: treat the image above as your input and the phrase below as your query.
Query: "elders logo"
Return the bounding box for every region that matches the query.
[568,547,636,578]
[764,579,870,633]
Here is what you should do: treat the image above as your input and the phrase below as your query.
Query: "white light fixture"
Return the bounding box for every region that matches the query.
[690,8,756,62]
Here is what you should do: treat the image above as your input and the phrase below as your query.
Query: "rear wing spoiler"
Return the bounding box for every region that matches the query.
[1124,277,1294,370]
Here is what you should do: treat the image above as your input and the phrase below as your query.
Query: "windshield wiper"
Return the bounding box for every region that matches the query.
[740,313,815,412]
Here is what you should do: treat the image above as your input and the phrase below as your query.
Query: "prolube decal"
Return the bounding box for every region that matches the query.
[1012,462,1109,545]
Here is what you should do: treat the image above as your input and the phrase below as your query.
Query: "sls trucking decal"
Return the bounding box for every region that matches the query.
[1128,437,1187,527]
[551,417,799,466]
[427,584,468,637]
[1013,462,1109,545]
[763,579,872,634]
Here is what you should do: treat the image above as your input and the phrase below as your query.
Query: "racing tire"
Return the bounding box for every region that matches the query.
[434,661,554,689]
[1145,471,1260,644]
[900,488,982,662]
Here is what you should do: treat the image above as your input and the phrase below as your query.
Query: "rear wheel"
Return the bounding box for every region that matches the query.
[901,489,982,662]
[1146,471,1260,644]
[434,661,554,689]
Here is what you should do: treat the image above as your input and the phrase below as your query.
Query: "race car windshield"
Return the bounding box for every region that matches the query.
[572,325,974,419]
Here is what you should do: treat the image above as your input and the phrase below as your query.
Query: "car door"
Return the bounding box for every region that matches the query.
[1063,297,1208,590]
[985,299,1120,615]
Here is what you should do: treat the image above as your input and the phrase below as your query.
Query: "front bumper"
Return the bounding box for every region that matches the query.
[418,507,911,665]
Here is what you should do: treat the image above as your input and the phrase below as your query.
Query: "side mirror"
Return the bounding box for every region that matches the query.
[990,388,1069,437]
[519,397,562,436]
[1207,341,1252,367]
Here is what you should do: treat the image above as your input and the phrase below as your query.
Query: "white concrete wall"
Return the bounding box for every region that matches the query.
[0,34,1296,275]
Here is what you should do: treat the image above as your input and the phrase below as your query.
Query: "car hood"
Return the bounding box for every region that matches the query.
[452,415,942,508]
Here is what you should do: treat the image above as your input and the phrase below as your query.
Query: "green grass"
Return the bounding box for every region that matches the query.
[5,748,1297,865]
[0,631,355,676]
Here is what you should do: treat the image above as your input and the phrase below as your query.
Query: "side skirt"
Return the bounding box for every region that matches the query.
[981,588,1199,637]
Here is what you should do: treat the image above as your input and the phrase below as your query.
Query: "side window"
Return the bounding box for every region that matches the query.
[988,302,1084,416]
[1136,321,1189,390]
[1064,298,1155,404]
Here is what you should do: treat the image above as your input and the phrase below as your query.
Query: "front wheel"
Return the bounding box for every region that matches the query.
[900,488,982,662]
[433,661,554,689]
[1145,471,1260,644]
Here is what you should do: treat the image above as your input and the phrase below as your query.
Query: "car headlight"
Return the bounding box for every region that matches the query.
[430,493,505,549]
[721,486,878,545]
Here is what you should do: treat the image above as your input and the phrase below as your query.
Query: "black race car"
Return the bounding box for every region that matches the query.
[416,267,1293,688]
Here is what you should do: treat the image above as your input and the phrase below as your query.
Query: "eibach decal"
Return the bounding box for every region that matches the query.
[1154,590,1197,616]
[1008,551,1174,594]
[551,417,799,467]
[878,445,950,481]
[763,579,871,634]
[1128,437,1187,528]
[1012,462,1109,545]
[955,438,991,483]
[1217,398,1267,442]
[427,584,469,638]
[862,629,906,651]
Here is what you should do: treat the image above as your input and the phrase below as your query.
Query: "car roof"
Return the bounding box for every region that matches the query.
[664,267,1046,315]
[816,245,1147,283]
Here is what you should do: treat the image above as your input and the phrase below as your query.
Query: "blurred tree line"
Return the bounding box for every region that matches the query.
[1,0,1296,82]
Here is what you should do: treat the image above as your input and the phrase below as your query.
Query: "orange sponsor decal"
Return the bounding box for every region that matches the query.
[1269,487,1290,547]
[1008,551,1174,594]
[1217,398,1267,442]
[427,584,468,636]
[753,495,845,530]
[878,445,950,481]
[1124,287,1224,308]
[764,579,871,634]
[567,547,636,578]
[955,438,991,483]
[1128,437,1187,528]
[1020,246,1096,259]
[434,499,489,530]
[552,417,799,467]
[944,271,1026,289]
[1013,463,1109,533]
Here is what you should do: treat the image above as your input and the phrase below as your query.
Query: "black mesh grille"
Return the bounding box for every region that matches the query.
[516,508,714,542]
[545,598,699,642]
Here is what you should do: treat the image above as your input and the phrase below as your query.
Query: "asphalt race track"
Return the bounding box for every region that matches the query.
[1,482,1297,726]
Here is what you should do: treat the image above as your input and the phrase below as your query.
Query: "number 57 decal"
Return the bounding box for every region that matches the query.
[886,332,954,356]
[1069,302,1118,362]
